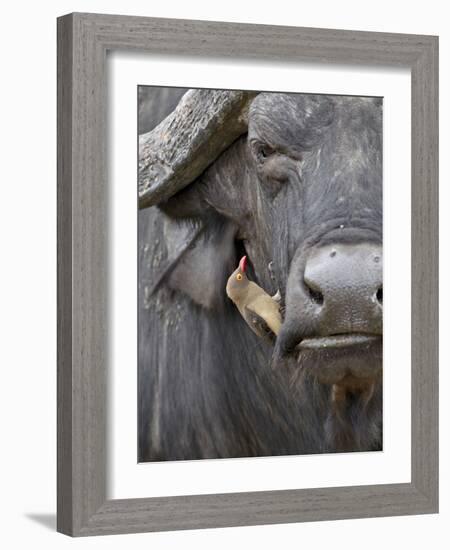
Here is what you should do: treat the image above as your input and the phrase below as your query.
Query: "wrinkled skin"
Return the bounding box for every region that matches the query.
[139,90,383,461]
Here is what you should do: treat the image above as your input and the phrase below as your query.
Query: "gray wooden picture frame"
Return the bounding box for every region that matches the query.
[57,12,439,537]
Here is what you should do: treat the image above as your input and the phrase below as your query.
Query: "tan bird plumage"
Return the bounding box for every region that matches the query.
[226,256,282,340]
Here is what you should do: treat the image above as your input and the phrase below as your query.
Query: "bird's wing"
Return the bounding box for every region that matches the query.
[243,306,277,343]
[245,294,282,335]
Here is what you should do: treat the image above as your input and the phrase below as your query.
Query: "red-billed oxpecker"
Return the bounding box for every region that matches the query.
[226,256,282,341]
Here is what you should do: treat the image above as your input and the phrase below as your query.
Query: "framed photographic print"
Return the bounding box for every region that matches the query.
[57,13,438,536]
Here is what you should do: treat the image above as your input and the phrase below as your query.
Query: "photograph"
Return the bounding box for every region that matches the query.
[138,87,383,462]
[0,0,442,543]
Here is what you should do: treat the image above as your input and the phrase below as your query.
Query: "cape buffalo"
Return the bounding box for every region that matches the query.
[138,87,383,461]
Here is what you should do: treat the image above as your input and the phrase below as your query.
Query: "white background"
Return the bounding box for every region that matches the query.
[110,55,411,498]
[0,0,447,548]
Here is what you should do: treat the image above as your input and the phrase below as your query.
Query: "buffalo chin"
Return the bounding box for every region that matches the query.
[297,336,382,386]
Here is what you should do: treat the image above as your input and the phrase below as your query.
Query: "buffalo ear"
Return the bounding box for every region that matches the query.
[167,218,237,310]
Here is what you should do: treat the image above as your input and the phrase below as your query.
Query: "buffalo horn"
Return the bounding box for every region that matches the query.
[139,89,257,209]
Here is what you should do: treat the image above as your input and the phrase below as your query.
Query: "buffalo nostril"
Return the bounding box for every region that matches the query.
[305,282,324,305]
[376,286,383,305]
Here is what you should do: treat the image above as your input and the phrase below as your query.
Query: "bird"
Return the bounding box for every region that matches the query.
[226,255,282,341]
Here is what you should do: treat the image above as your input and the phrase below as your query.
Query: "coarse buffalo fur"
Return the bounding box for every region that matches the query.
[138,87,383,461]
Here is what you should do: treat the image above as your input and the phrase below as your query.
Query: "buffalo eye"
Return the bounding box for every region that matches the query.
[258,145,271,160]
[252,141,274,164]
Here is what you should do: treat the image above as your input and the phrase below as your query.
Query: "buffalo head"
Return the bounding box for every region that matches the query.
[139,89,382,402]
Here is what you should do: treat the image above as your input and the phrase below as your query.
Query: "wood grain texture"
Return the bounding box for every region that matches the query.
[57,14,74,535]
[410,37,439,506]
[57,12,439,537]
[58,13,108,535]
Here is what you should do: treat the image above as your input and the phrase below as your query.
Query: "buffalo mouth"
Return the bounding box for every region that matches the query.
[298,333,381,350]
[292,333,382,386]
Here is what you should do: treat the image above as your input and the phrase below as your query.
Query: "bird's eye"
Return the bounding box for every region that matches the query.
[236,273,243,281]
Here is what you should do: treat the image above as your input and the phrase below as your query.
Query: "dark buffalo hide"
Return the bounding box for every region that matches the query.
[138,87,383,461]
